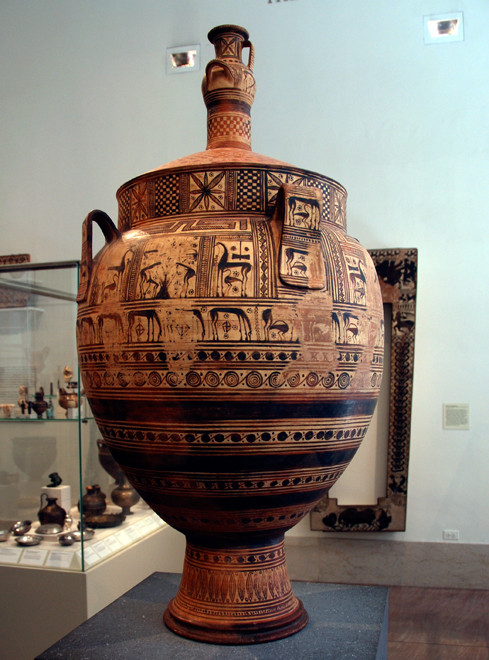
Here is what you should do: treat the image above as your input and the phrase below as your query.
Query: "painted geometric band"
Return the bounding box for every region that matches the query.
[117,166,346,229]
[97,422,370,447]
[81,366,367,392]
[153,504,313,532]
[208,115,251,140]
[177,562,292,610]
[122,465,349,494]
[185,543,286,566]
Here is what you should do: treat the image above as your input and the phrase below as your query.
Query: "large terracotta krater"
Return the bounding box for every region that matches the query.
[76,25,384,644]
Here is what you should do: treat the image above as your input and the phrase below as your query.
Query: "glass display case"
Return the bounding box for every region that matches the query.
[0,260,164,572]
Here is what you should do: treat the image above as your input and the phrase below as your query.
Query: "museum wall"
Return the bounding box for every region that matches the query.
[1,0,488,551]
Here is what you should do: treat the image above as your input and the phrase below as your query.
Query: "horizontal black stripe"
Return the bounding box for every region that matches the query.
[89,396,377,423]
[136,487,327,514]
[110,446,357,474]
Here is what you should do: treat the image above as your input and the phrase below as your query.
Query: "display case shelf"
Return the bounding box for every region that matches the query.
[0,505,165,571]
[0,417,93,423]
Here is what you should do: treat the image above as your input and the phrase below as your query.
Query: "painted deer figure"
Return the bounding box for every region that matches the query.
[343,312,360,344]
[97,313,124,344]
[175,262,196,298]
[77,316,97,345]
[262,308,289,341]
[127,309,162,342]
[102,274,118,300]
[139,262,162,299]
[284,247,308,277]
[349,260,367,304]
[215,242,252,297]
[209,307,252,341]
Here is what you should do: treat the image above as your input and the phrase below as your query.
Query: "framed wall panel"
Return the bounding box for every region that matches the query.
[310,248,417,532]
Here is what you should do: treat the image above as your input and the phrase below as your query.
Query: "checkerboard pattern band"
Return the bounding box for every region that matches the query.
[237,170,262,210]
[208,114,251,142]
[155,174,179,217]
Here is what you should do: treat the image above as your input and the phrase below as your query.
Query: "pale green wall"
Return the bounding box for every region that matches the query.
[1,0,488,544]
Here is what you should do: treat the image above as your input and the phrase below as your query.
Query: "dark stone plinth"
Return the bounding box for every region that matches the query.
[36,572,388,659]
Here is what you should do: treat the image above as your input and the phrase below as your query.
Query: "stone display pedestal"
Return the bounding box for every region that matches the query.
[37,572,388,659]
[41,484,71,514]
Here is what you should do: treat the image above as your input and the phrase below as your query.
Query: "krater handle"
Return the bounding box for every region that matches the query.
[77,210,120,303]
[273,184,326,291]
[243,40,254,70]
[204,59,237,87]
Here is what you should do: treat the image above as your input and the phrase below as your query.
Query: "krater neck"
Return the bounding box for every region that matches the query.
[202,25,256,151]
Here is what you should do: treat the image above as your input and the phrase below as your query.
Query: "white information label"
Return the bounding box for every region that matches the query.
[92,541,111,559]
[125,526,141,542]
[20,548,48,567]
[137,516,154,532]
[81,546,100,567]
[443,403,470,430]
[105,535,123,553]
[145,517,159,532]
[45,551,74,570]
[114,530,132,547]
[133,520,150,536]
[0,546,23,564]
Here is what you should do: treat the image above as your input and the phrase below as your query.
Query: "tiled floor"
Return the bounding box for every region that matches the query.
[388,586,489,659]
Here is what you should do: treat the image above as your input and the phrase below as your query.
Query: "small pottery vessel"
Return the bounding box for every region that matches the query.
[0,403,15,418]
[18,385,28,411]
[31,390,48,419]
[98,437,140,512]
[110,482,140,515]
[38,494,66,526]
[47,472,62,487]
[76,25,383,644]
[79,484,106,516]
[58,388,78,416]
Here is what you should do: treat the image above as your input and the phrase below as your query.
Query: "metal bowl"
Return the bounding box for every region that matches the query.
[10,520,32,536]
[37,523,63,536]
[0,529,10,542]
[58,532,77,546]
[70,528,95,541]
[15,534,42,547]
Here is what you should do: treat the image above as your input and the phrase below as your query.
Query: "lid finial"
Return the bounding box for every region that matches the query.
[202,25,255,151]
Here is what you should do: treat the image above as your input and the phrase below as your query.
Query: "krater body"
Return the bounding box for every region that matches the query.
[76,25,383,644]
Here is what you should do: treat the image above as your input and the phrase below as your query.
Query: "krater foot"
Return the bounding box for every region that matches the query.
[163,537,308,644]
